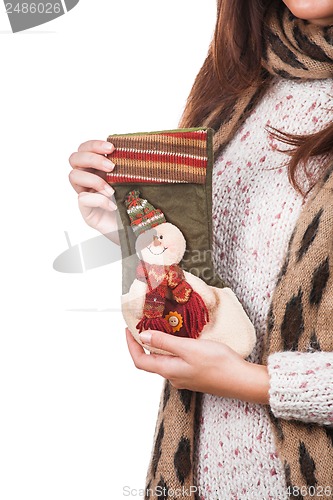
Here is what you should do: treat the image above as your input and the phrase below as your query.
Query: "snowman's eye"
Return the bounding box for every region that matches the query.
[159,235,163,240]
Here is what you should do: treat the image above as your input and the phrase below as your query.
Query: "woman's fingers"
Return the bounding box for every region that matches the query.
[69,150,115,173]
[68,139,119,236]
[69,169,114,196]
[68,140,116,197]
[125,327,196,370]
[125,328,194,385]
[77,139,114,155]
[139,330,196,360]
[78,192,117,217]
[125,329,179,376]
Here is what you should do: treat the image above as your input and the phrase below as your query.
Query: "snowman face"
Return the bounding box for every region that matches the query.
[135,222,186,266]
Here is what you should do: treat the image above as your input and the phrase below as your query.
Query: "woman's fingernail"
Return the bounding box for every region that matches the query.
[139,332,152,345]
[104,185,114,196]
[109,200,117,210]
[104,142,114,152]
[103,159,115,171]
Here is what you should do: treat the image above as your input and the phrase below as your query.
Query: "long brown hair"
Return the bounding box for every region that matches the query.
[179,0,333,195]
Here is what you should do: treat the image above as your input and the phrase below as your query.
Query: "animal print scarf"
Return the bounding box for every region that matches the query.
[143,3,333,499]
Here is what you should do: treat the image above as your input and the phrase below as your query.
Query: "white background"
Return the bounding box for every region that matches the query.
[0,1,216,498]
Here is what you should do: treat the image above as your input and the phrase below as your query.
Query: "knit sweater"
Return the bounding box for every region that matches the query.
[193,77,333,499]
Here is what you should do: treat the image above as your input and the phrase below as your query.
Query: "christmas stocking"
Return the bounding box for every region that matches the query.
[106,128,256,356]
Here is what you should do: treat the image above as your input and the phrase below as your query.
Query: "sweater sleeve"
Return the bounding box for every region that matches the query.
[267,351,333,426]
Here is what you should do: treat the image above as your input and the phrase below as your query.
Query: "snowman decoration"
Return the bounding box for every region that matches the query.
[122,191,256,357]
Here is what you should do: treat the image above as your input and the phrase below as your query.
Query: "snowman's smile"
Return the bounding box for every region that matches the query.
[147,245,167,256]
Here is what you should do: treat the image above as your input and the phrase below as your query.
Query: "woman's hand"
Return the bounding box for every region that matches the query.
[68,140,119,243]
[126,328,270,405]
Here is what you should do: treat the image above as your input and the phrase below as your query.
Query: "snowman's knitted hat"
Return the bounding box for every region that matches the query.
[125,190,166,235]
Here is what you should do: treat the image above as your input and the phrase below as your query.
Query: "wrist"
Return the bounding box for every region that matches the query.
[237,361,270,405]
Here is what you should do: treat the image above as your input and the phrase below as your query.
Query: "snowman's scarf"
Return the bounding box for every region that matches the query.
[136,261,209,338]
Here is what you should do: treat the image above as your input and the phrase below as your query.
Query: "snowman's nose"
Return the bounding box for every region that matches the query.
[153,236,162,247]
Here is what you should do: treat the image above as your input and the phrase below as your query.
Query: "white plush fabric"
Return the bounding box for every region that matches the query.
[193,77,333,499]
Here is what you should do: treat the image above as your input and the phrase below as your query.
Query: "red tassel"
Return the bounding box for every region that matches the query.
[136,316,173,334]
[183,291,209,339]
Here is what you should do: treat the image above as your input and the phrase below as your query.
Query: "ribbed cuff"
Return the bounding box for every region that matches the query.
[267,351,333,426]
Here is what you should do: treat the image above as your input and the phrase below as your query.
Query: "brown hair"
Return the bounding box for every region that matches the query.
[179,0,333,195]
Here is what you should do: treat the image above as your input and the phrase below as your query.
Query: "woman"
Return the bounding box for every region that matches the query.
[69,1,333,498]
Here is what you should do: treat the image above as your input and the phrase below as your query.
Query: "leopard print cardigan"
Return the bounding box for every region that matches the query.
[262,163,333,496]
[142,167,333,500]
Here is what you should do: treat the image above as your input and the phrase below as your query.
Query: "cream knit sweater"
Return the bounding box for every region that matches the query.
[193,77,333,499]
